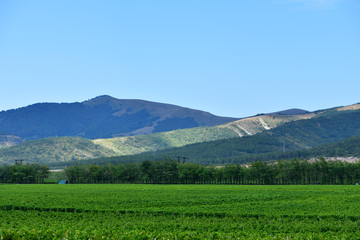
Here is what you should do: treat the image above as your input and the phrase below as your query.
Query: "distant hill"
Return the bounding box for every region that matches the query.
[0,95,238,139]
[158,108,360,164]
[68,106,360,166]
[93,112,314,155]
[0,109,313,165]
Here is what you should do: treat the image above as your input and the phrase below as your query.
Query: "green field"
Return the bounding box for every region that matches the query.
[1,185,360,239]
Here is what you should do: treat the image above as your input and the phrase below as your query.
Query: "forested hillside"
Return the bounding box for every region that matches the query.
[0,137,116,165]
[62,109,360,167]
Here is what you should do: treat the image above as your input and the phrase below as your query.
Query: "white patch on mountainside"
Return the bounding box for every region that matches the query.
[336,104,360,112]
[326,157,360,163]
[259,118,271,130]
[309,157,360,163]
[73,149,95,159]
[93,139,119,153]
[220,113,315,138]
[221,125,244,137]
[238,126,252,135]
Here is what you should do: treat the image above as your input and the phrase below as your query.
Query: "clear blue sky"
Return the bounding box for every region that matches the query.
[1,0,359,117]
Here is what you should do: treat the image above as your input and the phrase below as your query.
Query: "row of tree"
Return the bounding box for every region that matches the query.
[64,158,360,185]
[0,164,49,184]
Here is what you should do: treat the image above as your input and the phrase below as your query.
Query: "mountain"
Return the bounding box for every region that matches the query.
[0,108,313,165]
[0,95,237,140]
[69,106,360,166]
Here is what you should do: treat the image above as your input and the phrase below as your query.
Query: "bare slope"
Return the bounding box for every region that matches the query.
[219,113,315,137]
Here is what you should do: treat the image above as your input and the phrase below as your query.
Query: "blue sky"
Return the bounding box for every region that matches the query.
[1,0,359,117]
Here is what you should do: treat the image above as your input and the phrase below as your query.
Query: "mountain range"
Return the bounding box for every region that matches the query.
[0,96,359,166]
[69,104,360,167]
[0,104,314,164]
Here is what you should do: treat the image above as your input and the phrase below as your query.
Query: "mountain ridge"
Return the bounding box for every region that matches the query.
[0,95,238,140]
[1,100,359,165]
[0,105,317,165]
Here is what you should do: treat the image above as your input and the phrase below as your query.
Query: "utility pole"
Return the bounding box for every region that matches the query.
[15,159,24,165]
[176,156,188,164]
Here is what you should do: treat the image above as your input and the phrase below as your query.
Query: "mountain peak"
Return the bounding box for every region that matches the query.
[84,95,117,103]
[270,108,310,116]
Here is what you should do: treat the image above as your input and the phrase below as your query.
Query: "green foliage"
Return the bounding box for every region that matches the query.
[0,163,49,183]
[1,184,360,239]
[61,159,360,185]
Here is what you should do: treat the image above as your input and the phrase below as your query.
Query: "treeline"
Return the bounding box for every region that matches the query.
[0,164,49,184]
[64,158,360,185]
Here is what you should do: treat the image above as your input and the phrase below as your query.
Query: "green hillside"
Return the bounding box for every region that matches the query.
[0,137,116,165]
[281,134,360,160]
[64,108,360,167]
[162,109,360,163]
[93,113,313,155]
[93,126,238,155]
[0,111,310,165]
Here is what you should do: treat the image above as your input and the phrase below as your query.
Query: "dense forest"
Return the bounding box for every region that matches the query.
[64,158,360,185]
[0,164,49,184]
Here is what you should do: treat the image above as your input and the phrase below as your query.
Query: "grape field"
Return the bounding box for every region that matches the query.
[1,184,360,239]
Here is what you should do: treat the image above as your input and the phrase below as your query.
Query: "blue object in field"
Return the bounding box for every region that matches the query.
[58,180,68,184]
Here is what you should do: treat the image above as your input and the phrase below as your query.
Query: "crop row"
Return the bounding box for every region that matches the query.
[1,210,360,239]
